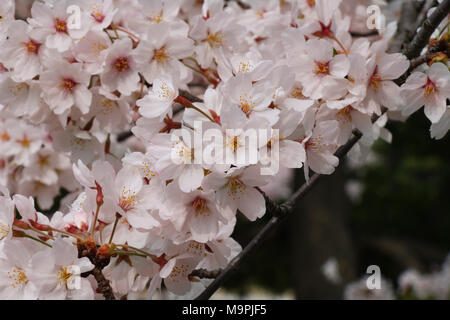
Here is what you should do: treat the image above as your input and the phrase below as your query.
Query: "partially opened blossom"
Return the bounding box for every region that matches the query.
[137,77,178,120]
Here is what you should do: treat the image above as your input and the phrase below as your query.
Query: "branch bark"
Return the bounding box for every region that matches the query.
[403,0,450,60]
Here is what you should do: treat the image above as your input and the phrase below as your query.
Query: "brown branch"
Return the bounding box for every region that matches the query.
[179,89,204,103]
[91,267,116,300]
[190,269,221,279]
[78,240,116,300]
[403,0,450,60]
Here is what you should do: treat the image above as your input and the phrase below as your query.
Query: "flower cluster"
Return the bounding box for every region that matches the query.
[0,0,448,299]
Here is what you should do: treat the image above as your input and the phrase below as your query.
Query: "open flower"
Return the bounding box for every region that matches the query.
[40,61,92,115]
[401,62,450,123]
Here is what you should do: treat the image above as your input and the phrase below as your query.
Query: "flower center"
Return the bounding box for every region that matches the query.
[153,47,170,63]
[337,106,352,123]
[92,41,108,57]
[157,83,172,100]
[192,197,210,217]
[226,178,246,200]
[315,61,330,76]
[423,77,437,98]
[1,131,9,141]
[150,12,163,23]
[207,32,223,48]
[173,141,194,164]
[226,135,240,152]
[55,18,68,33]
[100,99,115,114]
[0,222,10,240]
[9,83,27,97]
[306,135,324,152]
[239,94,255,117]
[23,40,40,55]
[18,135,31,148]
[57,266,73,288]
[291,88,305,99]
[8,268,28,288]
[119,187,137,212]
[60,78,77,92]
[114,57,130,73]
[238,61,253,73]
[369,66,383,91]
[38,155,49,168]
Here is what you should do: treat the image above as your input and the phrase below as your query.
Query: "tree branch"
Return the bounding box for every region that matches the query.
[403,0,450,60]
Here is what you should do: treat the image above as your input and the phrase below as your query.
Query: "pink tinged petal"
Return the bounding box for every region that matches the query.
[74,87,92,114]
[330,55,350,78]
[378,81,402,110]
[137,95,171,119]
[307,150,339,175]
[160,259,177,278]
[279,140,305,168]
[401,90,425,117]
[179,165,204,193]
[46,33,72,52]
[424,95,447,123]
[284,98,315,113]
[402,72,428,90]
[237,187,265,221]
[431,109,450,140]
[307,39,333,63]
[378,53,410,80]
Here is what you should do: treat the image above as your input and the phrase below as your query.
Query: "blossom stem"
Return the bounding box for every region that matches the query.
[108,213,121,244]
[110,23,120,39]
[175,95,216,123]
[90,201,103,239]
[114,25,140,42]
[29,226,55,240]
[181,60,219,87]
[22,234,52,248]
[115,244,158,262]
[113,250,147,258]
[331,35,349,56]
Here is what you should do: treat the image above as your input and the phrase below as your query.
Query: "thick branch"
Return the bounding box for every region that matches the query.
[403,0,450,60]
[91,267,116,300]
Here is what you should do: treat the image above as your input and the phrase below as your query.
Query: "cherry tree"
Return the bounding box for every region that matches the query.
[0,0,448,300]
